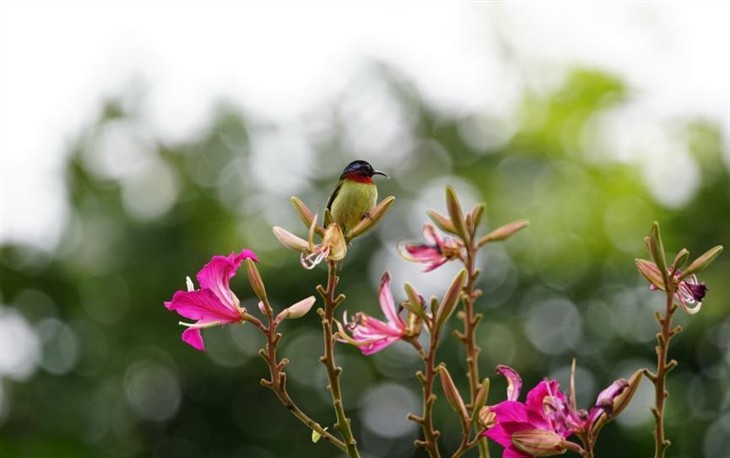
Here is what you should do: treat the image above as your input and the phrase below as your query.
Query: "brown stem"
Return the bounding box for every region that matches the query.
[254,307,346,451]
[452,238,489,458]
[320,260,360,458]
[650,285,678,458]
[412,328,443,458]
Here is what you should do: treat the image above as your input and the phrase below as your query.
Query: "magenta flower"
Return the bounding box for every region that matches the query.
[164,249,257,351]
[340,272,408,355]
[484,366,572,458]
[401,223,463,272]
[484,365,642,457]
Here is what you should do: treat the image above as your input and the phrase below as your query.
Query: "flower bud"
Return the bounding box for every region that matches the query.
[680,245,723,280]
[479,406,495,428]
[477,220,529,247]
[273,226,310,252]
[635,258,665,290]
[276,296,316,323]
[471,378,490,424]
[438,365,468,421]
[435,268,467,330]
[598,369,643,421]
[406,310,423,337]
[445,185,468,240]
[346,196,395,240]
[246,258,268,303]
[426,209,459,236]
[291,196,323,236]
[511,429,566,456]
[403,282,427,321]
[671,248,690,272]
[648,222,668,286]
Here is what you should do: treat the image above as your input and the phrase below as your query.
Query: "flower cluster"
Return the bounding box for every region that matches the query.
[482,365,641,458]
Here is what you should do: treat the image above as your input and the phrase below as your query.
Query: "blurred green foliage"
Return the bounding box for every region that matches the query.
[1,64,728,458]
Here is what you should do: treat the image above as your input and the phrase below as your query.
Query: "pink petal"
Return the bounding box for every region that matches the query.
[404,244,441,260]
[359,336,400,355]
[496,365,523,401]
[165,289,241,323]
[378,272,403,328]
[526,380,565,415]
[182,327,205,351]
[196,250,255,311]
[490,401,530,424]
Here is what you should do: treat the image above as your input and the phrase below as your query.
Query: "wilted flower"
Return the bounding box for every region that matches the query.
[164,249,257,351]
[673,273,706,315]
[401,223,463,272]
[339,272,408,355]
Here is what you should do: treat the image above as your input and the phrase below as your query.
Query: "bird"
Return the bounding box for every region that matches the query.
[326,160,388,237]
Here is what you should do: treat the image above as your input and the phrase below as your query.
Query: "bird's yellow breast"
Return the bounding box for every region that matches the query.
[330,180,378,234]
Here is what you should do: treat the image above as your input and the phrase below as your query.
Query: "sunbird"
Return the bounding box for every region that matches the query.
[326,160,389,237]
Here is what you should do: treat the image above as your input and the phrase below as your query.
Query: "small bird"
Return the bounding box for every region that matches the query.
[327,160,388,237]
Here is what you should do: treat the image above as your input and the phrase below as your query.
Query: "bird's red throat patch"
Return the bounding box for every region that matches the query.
[343,173,374,184]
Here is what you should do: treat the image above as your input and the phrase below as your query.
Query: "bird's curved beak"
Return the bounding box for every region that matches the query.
[373,170,389,179]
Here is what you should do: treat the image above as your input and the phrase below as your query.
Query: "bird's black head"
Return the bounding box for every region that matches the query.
[340,160,388,179]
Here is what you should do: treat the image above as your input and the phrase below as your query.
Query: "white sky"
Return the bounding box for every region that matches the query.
[1,1,728,250]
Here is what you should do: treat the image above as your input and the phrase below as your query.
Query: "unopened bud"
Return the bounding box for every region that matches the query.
[273,226,310,252]
[601,369,643,421]
[403,282,427,321]
[438,365,468,421]
[648,222,668,286]
[671,248,690,272]
[406,310,423,337]
[479,406,496,428]
[477,220,530,247]
[276,296,316,323]
[435,268,467,329]
[680,245,723,280]
[445,185,468,240]
[291,197,323,235]
[246,258,268,303]
[635,258,665,290]
[426,209,459,236]
[511,429,566,456]
[346,196,396,240]
[471,378,490,424]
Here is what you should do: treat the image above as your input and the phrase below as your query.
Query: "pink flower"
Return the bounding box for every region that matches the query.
[484,366,572,458]
[484,365,642,457]
[401,223,463,272]
[340,272,408,355]
[164,249,257,351]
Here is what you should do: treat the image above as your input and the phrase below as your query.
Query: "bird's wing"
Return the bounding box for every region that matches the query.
[326,180,343,211]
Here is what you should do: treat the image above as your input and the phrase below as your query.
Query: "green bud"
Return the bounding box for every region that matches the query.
[403,282,427,321]
[426,209,459,236]
[477,220,530,247]
[435,268,467,330]
[445,186,468,240]
[245,258,268,304]
[671,248,690,272]
[680,245,723,280]
[438,365,468,421]
[346,196,395,240]
[648,222,668,287]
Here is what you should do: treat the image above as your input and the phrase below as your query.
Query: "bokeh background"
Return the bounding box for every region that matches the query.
[1,2,729,457]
